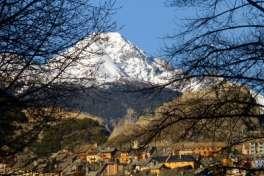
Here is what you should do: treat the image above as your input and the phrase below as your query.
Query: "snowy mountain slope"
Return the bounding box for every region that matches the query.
[51,32,177,85]
[43,32,180,122]
[47,32,264,122]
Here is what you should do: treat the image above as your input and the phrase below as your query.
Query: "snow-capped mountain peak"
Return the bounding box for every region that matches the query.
[54,32,176,85]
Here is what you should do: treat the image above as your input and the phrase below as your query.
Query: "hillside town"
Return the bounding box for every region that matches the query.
[1,137,264,176]
[2,0,264,176]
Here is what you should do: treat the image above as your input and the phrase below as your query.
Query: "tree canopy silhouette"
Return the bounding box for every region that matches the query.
[0,0,116,158]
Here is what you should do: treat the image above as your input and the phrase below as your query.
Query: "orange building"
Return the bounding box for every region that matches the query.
[192,146,222,157]
[148,164,170,176]
[222,158,233,167]
[99,148,117,161]
[102,162,124,176]
[151,155,196,169]
[131,147,156,161]
[86,153,101,163]
[116,151,130,164]
[176,142,225,157]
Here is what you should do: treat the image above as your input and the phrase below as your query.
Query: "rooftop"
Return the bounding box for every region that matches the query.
[152,155,195,163]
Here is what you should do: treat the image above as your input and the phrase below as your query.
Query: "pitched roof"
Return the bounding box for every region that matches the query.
[131,158,152,166]
[152,155,194,163]
[99,147,117,153]
[149,163,169,170]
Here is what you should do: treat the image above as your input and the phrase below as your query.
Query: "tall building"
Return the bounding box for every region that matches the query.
[248,141,264,156]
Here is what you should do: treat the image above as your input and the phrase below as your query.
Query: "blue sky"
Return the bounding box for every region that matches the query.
[114,0,186,56]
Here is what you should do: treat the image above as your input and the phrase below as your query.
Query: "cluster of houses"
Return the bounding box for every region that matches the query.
[2,140,264,176]
[78,144,197,176]
[73,140,264,175]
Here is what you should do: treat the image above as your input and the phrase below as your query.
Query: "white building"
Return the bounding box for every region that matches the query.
[249,142,264,156]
